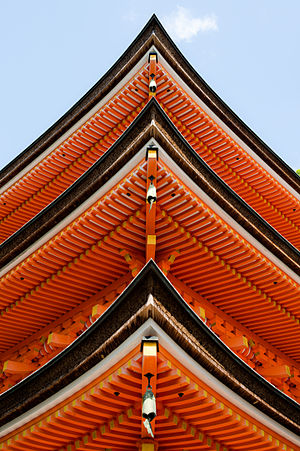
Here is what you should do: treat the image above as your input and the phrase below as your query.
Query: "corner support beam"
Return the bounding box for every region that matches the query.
[145,146,158,262]
[148,52,158,98]
[141,336,158,440]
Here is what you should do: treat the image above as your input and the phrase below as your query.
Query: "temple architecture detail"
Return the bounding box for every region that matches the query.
[0,15,299,451]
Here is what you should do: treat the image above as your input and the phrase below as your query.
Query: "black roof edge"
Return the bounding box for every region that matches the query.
[0,260,298,431]
[1,14,299,192]
[1,98,299,275]
[148,16,300,190]
[0,99,156,263]
[151,98,300,266]
[0,261,157,402]
[0,15,159,184]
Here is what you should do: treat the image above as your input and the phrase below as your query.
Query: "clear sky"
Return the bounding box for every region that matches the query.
[1,1,299,171]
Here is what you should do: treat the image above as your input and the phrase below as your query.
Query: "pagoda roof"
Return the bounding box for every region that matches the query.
[0,99,299,405]
[0,15,299,450]
[1,15,299,194]
[0,261,298,444]
[1,100,299,274]
[0,15,299,251]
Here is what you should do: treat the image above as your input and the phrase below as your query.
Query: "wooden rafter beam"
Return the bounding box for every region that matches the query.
[119,249,144,277]
[145,146,158,262]
[155,202,299,333]
[141,337,158,439]
[0,343,296,450]
[167,272,300,401]
[156,65,300,250]
[148,52,157,98]
[0,67,150,244]
[0,272,133,391]
[160,405,225,451]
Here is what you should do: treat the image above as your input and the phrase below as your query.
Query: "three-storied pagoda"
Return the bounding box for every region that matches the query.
[0,15,299,451]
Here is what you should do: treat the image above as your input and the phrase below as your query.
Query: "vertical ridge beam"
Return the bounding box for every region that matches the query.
[141,337,158,440]
[146,147,158,262]
[148,52,158,98]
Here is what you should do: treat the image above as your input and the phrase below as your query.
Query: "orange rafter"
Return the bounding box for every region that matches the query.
[141,338,158,438]
[0,159,299,401]
[0,64,151,243]
[157,248,180,275]
[0,345,295,451]
[0,346,142,450]
[0,272,132,393]
[4,57,300,254]
[120,248,144,277]
[158,347,296,451]
[155,63,300,250]
[169,273,300,402]
[155,161,300,363]
[0,161,148,353]
[145,146,158,261]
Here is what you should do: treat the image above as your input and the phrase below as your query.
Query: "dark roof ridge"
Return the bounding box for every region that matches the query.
[0,16,158,186]
[147,16,300,192]
[151,99,300,274]
[1,99,299,277]
[1,14,299,194]
[0,260,298,433]
[0,99,156,267]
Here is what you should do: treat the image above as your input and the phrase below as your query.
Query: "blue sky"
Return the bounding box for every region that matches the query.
[1,1,299,171]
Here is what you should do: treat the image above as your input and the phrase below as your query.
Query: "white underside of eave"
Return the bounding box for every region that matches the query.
[0,316,298,446]
[1,138,299,288]
[156,50,300,202]
[1,45,299,205]
[0,53,149,195]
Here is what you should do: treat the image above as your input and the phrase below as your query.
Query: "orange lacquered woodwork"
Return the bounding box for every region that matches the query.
[141,340,158,437]
[2,59,299,253]
[0,159,300,402]
[0,33,299,451]
[0,64,151,243]
[146,148,158,261]
[171,274,300,402]
[154,64,300,250]
[154,161,300,361]
[0,161,148,350]
[0,346,296,451]
[0,273,132,393]
[148,53,157,98]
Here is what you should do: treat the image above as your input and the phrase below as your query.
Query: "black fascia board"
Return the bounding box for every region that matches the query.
[0,260,298,432]
[151,98,300,269]
[1,98,299,276]
[1,14,299,192]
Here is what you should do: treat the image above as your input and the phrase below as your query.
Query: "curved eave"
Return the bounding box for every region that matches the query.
[0,16,155,187]
[0,260,298,436]
[1,100,299,277]
[148,16,300,193]
[1,15,299,196]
